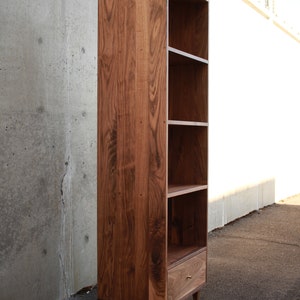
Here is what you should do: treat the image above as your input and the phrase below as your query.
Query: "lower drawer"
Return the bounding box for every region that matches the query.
[168,251,206,300]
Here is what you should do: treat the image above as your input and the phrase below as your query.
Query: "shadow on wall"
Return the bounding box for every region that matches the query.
[208,178,276,231]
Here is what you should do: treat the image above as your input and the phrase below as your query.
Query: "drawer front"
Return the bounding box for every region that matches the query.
[168,251,206,300]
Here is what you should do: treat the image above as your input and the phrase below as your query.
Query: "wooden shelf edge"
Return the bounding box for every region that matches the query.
[168,184,208,198]
[168,46,208,64]
[168,246,207,270]
[168,120,208,127]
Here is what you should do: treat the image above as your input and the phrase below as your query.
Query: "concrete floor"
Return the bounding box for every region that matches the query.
[71,195,300,300]
[200,194,300,300]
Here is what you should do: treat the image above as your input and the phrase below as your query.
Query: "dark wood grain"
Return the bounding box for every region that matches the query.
[167,251,206,300]
[169,1,208,60]
[168,191,207,251]
[167,246,205,267]
[98,0,118,298]
[98,0,166,299]
[148,1,167,299]
[168,126,208,186]
[193,291,201,300]
[169,52,208,123]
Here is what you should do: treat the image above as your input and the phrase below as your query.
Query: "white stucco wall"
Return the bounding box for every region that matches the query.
[208,0,300,231]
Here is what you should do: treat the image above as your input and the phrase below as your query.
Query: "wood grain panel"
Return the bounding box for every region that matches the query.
[134,1,150,298]
[148,1,167,299]
[115,0,138,297]
[193,291,201,300]
[98,0,166,299]
[168,126,208,186]
[167,246,205,267]
[169,1,208,60]
[168,191,207,250]
[168,184,207,198]
[98,0,119,298]
[169,52,208,123]
[168,251,206,300]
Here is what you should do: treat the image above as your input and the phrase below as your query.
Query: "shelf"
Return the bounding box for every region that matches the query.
[169,0,208,59]
[168,47,208,64]
[168,120,208,127]
[168,246,206,269]
[168,190,208,266]
[168,184,207,198]
[169,48,208,66]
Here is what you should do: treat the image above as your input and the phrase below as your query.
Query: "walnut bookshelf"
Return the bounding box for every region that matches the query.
[98,0,208,299]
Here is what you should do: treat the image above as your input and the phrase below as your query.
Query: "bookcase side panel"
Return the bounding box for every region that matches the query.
[98,1,167,299]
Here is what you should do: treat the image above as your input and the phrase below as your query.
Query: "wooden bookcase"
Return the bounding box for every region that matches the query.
[167,1,208,299]
[98,0,208,299]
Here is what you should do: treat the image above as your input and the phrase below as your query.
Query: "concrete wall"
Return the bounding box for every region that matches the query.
[208,0,300,230]
[0,1,97,299]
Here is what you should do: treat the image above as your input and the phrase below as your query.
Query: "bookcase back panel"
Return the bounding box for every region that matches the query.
[169,55,208,122]
[168,126,208,186]
[169,1,208,60]
[168,190,208,248]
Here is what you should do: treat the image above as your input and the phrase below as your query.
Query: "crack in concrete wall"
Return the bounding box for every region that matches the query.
[59,155,71,299]
[60,156,70,207]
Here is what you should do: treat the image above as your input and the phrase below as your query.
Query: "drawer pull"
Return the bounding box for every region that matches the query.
[186,275,192,279]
